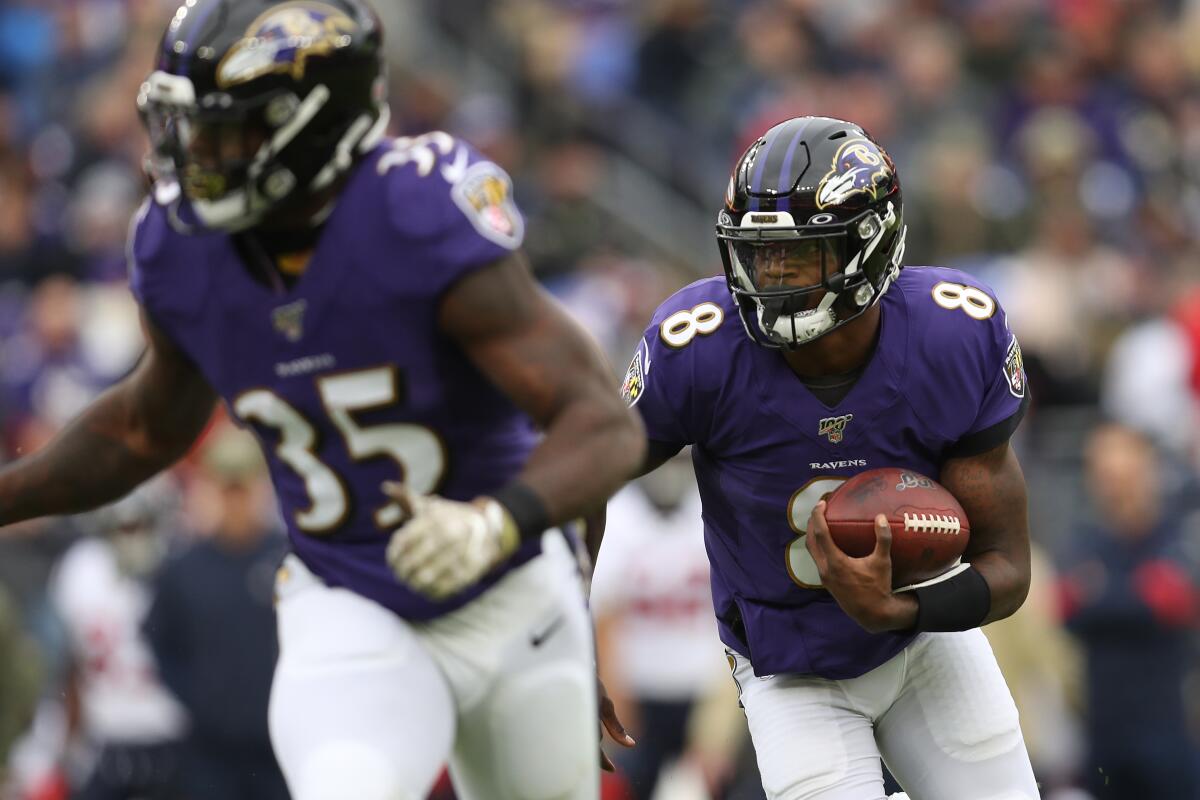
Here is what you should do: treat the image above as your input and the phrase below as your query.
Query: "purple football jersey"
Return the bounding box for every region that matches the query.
[625,267,1028,679]
[129,135,541,620]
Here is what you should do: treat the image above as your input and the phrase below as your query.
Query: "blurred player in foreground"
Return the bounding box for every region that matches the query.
[605,116,1039,799]
[0,1,644,798]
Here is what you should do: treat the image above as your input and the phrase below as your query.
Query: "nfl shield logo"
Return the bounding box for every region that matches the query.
[817,413,853,444]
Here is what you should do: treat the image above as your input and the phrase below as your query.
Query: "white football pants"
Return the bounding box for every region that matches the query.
[731,629,1040,800]
[268,532,599,800]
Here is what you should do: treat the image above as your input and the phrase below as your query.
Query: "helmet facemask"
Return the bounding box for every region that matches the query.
[718,203,906,349]
[138,68,388,233]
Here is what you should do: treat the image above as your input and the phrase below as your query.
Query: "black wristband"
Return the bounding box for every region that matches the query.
[912,566,992,632]
[490,480,551,543]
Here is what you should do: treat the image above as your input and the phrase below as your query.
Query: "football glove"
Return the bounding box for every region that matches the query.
[384,482,520,600]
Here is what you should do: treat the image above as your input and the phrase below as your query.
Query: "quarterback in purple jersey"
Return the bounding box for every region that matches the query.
[608,117,1040,799]
[0,2,644,799]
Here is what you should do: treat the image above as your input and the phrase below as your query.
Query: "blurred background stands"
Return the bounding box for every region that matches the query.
[3,1,1200,798]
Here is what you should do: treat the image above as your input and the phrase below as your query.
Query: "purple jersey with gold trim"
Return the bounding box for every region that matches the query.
[129,136,540,620]
[625,268,1028,679]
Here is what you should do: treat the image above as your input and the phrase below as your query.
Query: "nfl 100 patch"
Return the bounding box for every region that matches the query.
[272,299,308,342]
[818,413,854,444]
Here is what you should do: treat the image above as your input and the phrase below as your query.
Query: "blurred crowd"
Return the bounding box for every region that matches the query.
[2,0,1200,798]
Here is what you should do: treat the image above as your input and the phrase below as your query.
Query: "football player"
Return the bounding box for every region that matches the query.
[610,116,1040,799]
[0,2,644,799]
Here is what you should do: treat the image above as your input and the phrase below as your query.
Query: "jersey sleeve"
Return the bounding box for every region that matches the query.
[126,198,161,310]
[947,310,1030,458]
[621,280,737,450]
[901,268,1030,460]
[621,326,696,449]
[125,196,212,327]
[380,134,525,296]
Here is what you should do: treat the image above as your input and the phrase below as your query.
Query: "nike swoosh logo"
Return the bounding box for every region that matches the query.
[530,615,566,648]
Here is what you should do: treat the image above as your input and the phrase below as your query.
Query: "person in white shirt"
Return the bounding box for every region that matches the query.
[50,478,187,799]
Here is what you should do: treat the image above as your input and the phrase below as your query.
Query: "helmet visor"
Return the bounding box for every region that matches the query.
[729,238,841,294]
[724,234,851,316]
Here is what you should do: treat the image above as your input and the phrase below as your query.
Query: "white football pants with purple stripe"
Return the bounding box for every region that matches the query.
[268,532,598,800]
[730,629,1040,800]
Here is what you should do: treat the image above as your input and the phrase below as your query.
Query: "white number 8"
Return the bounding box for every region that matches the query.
[659,302,725,348]
[931,281,995,320]
[784,477,847,589]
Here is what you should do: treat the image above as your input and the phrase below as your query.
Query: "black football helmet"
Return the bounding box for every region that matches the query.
[716,116,906,348]
[137,0,388,233]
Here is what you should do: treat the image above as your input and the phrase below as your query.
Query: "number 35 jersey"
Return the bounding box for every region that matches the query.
[625,268,1029,679]
[129,135,539,621]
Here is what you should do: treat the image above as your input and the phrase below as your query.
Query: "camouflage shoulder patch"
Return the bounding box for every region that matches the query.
[450,161,524,250]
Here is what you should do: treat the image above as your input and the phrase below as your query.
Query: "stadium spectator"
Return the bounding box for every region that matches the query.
[143,425,289,800]
[5,2,1200,796]
[48,478,187,800]
[1056,423,1200,800]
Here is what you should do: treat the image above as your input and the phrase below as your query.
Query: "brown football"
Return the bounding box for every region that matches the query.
[823,467,970,588]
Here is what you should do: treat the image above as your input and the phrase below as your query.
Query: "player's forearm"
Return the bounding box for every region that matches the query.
[516,397,646,526]
[941,443,1032,626]
[0,384,203,525]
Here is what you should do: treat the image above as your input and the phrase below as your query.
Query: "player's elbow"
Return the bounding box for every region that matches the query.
[986,560,1032,623]
[555,389,646,492]
[1005,568,1033,617]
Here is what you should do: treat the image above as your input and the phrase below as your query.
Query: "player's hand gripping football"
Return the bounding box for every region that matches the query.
[806,500,917,633]
[384,482,519,600]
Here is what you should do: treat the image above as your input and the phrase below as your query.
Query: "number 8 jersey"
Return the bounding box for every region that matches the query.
[623,267,1029,679]
[128,135,540,620]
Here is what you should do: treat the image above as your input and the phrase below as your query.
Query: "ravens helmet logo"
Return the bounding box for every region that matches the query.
[815,139,892,210]
[217,2,358,88]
